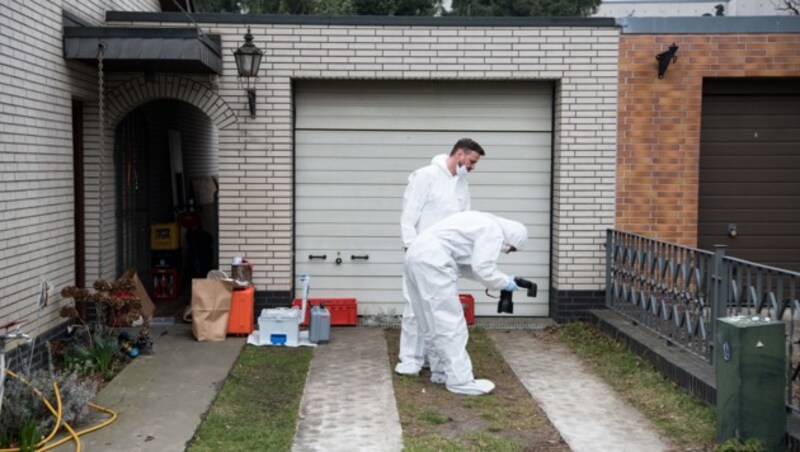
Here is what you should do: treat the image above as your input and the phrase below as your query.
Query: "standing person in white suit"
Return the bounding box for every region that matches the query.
[404,211,527,395]
[396,138,485,377]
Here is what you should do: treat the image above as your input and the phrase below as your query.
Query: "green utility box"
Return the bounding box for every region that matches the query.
[715,316,786,450]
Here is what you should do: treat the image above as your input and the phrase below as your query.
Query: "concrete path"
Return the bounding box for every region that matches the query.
[50,321,679,452]
[292,328,403,452]
[490,330,675,452]
[54,323,244,452]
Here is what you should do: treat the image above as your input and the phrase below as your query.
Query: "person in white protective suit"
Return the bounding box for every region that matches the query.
[396,138,485,377]
[404,211,527,395]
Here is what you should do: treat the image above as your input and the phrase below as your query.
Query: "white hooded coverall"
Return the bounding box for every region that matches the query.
[397,154,470,373]
[404,211,527,390]
[400,154,470,247]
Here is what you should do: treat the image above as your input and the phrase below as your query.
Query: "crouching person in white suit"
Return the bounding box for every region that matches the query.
[403,211,527,395]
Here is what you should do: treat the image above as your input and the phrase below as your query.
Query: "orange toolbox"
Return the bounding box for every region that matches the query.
[460,294,475,325]
[228,286,255,335]
[291,298,357,326]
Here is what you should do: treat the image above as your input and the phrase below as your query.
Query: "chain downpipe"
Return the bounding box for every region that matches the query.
[96,43,107,330]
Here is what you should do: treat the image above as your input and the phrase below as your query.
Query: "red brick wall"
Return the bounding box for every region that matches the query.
[617,34,800,246]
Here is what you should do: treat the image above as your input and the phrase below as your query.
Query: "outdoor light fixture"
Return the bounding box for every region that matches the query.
[233,27,263,117]
[656,43,679,79]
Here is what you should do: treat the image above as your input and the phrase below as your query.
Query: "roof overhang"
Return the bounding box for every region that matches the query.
[63,27,222,74]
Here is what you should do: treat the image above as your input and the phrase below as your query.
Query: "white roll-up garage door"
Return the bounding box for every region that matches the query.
[295,80,552,317]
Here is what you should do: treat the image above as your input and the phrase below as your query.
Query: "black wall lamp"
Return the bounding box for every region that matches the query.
[656,43,679,79]
[233,27,263,117]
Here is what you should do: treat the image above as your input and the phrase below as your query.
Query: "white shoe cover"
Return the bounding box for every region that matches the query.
[446,379,495,395]
[395,361,421,376]
[431,372,446,384]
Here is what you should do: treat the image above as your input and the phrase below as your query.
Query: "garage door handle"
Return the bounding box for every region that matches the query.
[309,254,327,260]
[351,255,369,261]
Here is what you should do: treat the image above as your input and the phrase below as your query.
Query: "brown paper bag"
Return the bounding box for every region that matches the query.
[132,273,155,320]
[191,279,234,341]
[119,269,155,322]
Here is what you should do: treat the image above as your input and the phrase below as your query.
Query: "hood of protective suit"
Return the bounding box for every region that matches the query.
[491,215,528,251]
[431,153,450,172]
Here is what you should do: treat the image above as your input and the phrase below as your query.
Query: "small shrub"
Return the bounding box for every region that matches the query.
[0,369,99,447]
[0,377,40,446]
[65,334,120,381]
[41,371,99,426]
[59,270,152,352]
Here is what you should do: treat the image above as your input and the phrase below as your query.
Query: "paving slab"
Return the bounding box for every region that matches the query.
[490,330,675,452]
[54,323,244,452]
[292,328,402,452]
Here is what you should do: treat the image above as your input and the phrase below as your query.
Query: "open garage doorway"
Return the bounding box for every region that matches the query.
[115,99,219,319]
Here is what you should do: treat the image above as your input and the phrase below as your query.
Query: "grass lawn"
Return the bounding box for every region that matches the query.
[187,345,312,452]
[555,321,717,450]
[186,321,719,451]
[385,327,569,451]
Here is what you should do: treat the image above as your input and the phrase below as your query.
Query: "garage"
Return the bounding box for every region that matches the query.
[294,80,553,317]
[699,78,800,272]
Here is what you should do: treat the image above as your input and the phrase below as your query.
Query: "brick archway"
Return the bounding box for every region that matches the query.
[106,75,237,129]
[92,75,236,282]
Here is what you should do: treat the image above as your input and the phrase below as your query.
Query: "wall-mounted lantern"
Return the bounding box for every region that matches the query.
[233,27,263,117]
[656,43,679,79]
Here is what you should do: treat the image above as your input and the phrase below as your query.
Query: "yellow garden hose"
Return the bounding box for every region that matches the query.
[0,369,117,452]
[43,382,62,446]
[35,381,63,449]
[37,403,117,452]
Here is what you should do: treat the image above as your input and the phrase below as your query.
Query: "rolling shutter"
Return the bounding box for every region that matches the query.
[295,80,553,316]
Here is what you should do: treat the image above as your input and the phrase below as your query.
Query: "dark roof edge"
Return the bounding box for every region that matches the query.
[618,16,800,34]
[106,11,617,27]
[64,26,222,57]
[65,26,205,38]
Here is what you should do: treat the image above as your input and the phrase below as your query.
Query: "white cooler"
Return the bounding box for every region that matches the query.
[258,308,302,347]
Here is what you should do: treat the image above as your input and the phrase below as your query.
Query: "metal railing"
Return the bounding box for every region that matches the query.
[605,229,800,410]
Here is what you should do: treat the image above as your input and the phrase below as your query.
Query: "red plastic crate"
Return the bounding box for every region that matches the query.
[460,294,475,325]
[228,286,255,336]
[291,298,357,326]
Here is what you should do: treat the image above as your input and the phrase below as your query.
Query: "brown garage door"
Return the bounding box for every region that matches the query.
[699,78,800,271]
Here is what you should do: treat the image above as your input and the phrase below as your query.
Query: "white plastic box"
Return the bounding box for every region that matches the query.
[258,308,301,347]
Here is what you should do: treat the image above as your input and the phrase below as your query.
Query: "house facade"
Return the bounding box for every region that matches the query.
[1,0,620,349]
[0,0,160,346]
[616,16,800,271]
[6,1,799,353]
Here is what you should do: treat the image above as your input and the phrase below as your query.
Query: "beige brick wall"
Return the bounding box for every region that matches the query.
[2,9,618,335]
[102,18,619,292]
[0,0,158,332]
